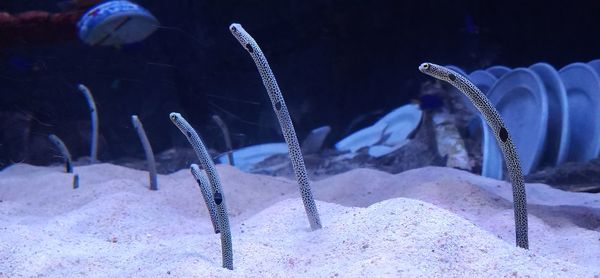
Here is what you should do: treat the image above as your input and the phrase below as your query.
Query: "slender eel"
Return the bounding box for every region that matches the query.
[229,23,322,230]
[212,115,235,166]
[77,84,98,163]
[131,115,158,191]
[190,164,220,234]
[48,134,73,173]
[419,62,529,249]
[73,174,79,189]
[170,112,233,270]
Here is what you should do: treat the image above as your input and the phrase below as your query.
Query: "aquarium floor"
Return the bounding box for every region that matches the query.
[0,164,598,276]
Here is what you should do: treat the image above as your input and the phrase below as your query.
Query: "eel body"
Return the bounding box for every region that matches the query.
[131,115,158,190]
[170,112,233,269]
[229,23,322,230]
[48,134,73,173]
[419,62,529,249]
[77,84,98,163]
[212,115,235,166]
[190,163,221,234]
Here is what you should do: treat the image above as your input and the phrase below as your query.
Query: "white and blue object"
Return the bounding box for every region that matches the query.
[367,143,407,158]
[217,143,289,172]
[375,103,422,146]
[468,70,498,95]
[301,126,331,155]
[77,0,159,46]
[335,122,388,152]
[587,59,600,76]
[482,68,548,179]
[559,63,600,162]
[335,103,421,157]
[486,65,511,78]
[529,63,570,166]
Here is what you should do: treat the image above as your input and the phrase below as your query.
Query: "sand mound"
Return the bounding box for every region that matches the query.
[313,167,600,269]
[0,163,598,276]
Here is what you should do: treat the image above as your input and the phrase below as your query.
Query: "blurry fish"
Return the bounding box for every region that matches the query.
[342,109,385,137]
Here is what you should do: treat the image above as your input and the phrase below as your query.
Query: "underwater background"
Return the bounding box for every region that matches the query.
[2,0,600,177]
[1,1,600,276]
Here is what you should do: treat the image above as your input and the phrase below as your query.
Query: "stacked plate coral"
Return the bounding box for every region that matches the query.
[452,59,600,179]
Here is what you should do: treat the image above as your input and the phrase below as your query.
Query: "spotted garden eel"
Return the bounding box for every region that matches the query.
[77,84,98,163]
[73,174,79,189]
[419,62,529,249]
[48,134,73,173]
[229,23,322,230]
[131,115,158,191]
[191,164,220,234]
[212,114,235,166]
[169,112,233,269]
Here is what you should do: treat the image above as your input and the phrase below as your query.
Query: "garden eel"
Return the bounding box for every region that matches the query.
[131,115,158,191]
[229,23,322,230]
[48,134,73,173]
[419,62,529,249]
[77,84,98,163]
[212,115,235,166]
[73,174,79,189]
[190,164,220,234]
[169,112,233,270]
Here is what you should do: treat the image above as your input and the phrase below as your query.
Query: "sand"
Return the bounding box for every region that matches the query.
[0,163,598,277]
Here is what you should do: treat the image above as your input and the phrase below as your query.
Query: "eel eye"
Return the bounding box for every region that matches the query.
[245,43,254,53]
[423,63,430,69]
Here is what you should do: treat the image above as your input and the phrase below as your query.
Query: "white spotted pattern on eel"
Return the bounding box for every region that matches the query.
[419,62,529,249]
[191,164,221,234]
[229,23,322,230]
[170,112,233,269]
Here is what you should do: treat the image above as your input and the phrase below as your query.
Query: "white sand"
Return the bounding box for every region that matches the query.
[0,163,598,277]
